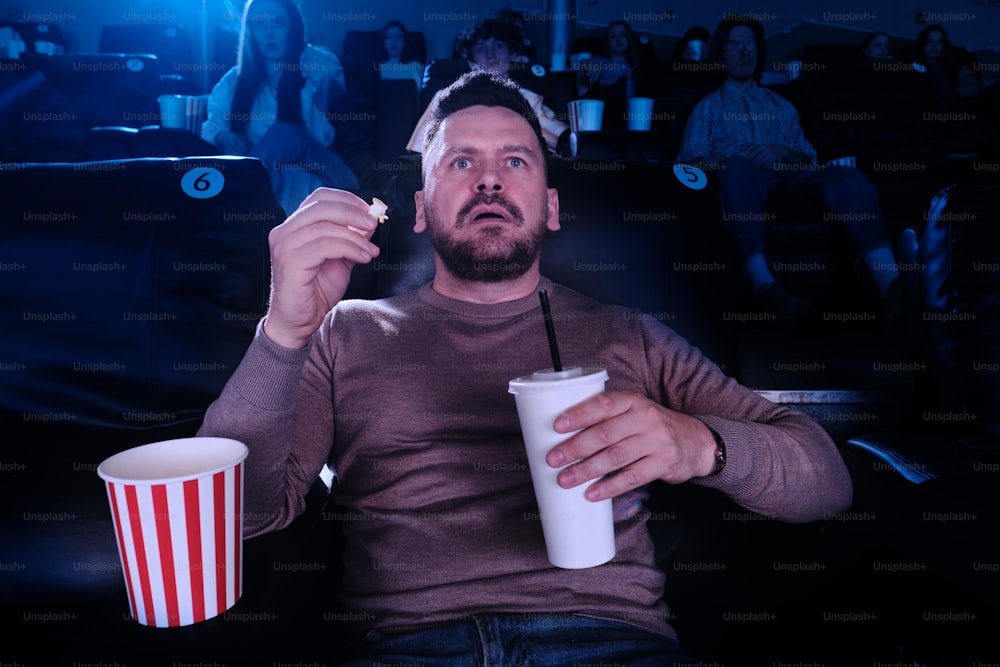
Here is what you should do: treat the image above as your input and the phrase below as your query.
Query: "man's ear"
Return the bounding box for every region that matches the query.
[546,187,560,232]
[413,189,426,233]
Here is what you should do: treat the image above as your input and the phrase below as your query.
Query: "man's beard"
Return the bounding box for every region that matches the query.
[424,193,547,283]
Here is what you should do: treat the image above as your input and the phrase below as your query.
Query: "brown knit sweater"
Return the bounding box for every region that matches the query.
[198,277,852,639]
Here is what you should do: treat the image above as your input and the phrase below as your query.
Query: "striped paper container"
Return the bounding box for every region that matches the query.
[97,437,248,627]
[567,99,604,133]
[157,94,209,135]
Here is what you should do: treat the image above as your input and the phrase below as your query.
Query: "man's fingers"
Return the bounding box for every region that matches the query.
[547,393,638,468]
[579,456,662,501]
[553,391,630,433]
[273,200,379,252]
[274,224,379,270]
[284,190,376,230]
[555,433,640,489]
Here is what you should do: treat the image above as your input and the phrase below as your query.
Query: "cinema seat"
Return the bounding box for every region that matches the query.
[0,157,285,430]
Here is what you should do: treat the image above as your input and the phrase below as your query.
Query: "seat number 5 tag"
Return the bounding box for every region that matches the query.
[672,163,707,191]
[181,168,225,199]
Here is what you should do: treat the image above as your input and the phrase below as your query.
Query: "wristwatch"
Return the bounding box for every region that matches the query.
[708,427,727,475]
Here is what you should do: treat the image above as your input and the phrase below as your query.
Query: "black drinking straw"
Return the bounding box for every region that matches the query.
[538,288,563,372]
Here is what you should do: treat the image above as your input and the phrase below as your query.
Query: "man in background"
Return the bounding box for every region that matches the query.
[677,17,901,328]
[407,18,570,155]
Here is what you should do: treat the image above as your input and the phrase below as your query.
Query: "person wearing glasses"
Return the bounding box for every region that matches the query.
[677,16,901,329]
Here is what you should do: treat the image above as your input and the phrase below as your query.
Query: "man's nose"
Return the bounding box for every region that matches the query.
[476,163,504,192]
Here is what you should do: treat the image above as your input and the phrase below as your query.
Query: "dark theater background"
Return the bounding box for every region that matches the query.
[2,0,999,665]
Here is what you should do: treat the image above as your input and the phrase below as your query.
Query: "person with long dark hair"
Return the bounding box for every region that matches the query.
[861,31,893,61]
[911,24,982,105]
[377,20,423,95]
[201,0,358,214]
[575,20,643,99]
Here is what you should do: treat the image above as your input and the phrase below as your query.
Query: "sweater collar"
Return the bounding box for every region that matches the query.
[417,277,555,319]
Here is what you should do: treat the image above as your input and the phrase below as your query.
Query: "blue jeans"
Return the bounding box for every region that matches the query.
[718,155,892,260]
[337,613,705,666]
[251,121,360,215]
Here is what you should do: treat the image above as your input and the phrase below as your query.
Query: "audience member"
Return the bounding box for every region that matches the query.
[198,70,853,665]
[378,20,423,97]
[677,17,902,328]
[911,24,983,105]
[576,20,643,99]
[407,18,569,155]
[201,0,358,214]
[861,31,893,60]
[673,25,712,63]
[494,8,537,65]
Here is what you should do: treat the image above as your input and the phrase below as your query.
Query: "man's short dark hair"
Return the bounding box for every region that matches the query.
[709,15,767,82]
[420,71,547,170]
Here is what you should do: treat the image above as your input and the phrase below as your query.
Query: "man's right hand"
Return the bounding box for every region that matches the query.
[263,188,381,349]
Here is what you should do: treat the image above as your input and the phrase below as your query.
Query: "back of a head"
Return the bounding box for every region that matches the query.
[674,25,711,61]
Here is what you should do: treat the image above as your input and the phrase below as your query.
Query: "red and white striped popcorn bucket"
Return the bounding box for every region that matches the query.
[157,94,209,134]
[97,437,248,627]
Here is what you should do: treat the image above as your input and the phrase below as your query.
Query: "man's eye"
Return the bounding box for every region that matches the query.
[454,159,472,169]
[506,157,524,168]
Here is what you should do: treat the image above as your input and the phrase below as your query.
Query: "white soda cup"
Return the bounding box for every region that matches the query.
[567,100,605,133]
[626,97,655,131]
[97,437,248,627]
[508,367,615,569]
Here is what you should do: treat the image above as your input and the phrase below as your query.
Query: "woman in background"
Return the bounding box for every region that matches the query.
[576,20,643,99]
[861,31,893,60]
[912,24,982,105]
[202,0,358,214]
[377,20,424,96]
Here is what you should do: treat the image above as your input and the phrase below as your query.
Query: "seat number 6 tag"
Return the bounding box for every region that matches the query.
[181,168,225,199]
[672,163,707,191]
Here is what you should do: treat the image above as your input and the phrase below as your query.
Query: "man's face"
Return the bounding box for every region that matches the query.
[722,25,757,83]
[414,105,559,283]
[469,38,513,75]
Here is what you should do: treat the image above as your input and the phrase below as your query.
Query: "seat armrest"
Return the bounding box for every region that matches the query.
[845,431,990,483]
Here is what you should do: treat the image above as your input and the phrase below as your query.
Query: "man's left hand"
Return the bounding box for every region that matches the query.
[545,391,720,501]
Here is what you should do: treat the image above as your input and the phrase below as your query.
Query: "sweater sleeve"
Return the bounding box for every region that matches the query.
[299,45,343,148]
[640,319,852,522]
[197,318,336,538]
[201,66,238,145]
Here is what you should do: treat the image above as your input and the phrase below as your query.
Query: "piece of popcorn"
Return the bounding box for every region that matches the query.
[369,197,389,224]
